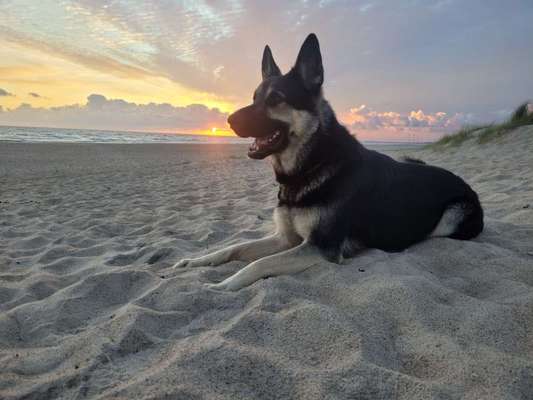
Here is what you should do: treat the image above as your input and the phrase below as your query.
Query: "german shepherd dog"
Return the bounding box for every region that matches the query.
[175,33,484,291]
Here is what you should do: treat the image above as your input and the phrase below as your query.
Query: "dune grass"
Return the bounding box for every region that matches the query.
[433,125,488,147]
[430,102,533,148]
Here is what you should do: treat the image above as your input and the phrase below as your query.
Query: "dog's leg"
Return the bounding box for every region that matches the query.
[174,234,297,268]
[206,241,324,291]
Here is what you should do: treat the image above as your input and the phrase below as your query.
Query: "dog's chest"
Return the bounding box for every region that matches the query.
[275,206,319,240]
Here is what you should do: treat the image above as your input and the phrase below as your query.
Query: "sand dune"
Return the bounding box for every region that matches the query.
[1,128,533,399]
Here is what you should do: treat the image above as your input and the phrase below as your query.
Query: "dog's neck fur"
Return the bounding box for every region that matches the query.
[272,97,363,205]
[271,96,331,176]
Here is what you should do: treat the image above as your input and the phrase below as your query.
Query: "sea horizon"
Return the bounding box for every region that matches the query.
[0,125,432,147]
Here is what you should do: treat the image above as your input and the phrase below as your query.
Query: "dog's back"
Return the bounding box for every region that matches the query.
[346,148,483,251]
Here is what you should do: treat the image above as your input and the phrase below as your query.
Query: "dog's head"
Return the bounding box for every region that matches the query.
[228,33,326,160]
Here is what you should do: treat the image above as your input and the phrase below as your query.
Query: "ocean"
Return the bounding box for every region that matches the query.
[0,125,249,144]
[0,125,427,150]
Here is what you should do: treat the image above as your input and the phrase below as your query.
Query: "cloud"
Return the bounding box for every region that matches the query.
[28,92,42,98]
[0,94,228,133]
[342,104,477,133]
[0,88,14,97]
[359,3,376,13]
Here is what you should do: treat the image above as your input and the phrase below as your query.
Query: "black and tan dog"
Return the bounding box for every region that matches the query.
[175,33,483,291]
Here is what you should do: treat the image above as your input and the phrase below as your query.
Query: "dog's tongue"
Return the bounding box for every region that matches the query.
[248,130,284,159]
[249,137,268,153]
[256,136,270,147]
[254,130,281,149]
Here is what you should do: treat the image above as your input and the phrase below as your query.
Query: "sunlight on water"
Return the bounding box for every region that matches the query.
[0,126,249,144]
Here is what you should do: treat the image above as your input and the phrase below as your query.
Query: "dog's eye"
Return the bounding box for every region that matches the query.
[265,92,284,107]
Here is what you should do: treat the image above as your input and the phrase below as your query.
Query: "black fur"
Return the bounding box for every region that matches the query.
[262,45,281,80]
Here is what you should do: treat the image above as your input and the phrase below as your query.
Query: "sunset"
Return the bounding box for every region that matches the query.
[1,1,532,140]
[2,2,533,399]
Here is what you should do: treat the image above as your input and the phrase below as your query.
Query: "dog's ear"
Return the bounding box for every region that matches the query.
[294,33,323,92]
[262,45,281,80]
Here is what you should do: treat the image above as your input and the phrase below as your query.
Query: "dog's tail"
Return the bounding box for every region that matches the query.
[449,190,484,240]
[401,156,426,165]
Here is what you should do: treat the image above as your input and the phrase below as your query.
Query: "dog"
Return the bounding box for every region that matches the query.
[174,33,484,291]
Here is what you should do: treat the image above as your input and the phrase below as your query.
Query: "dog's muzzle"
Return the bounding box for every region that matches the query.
[228,105,289,159]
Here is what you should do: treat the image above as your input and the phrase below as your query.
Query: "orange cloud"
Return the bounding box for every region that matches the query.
[341,104,471,131]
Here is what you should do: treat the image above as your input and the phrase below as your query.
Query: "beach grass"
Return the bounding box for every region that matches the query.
[430,102,533,148]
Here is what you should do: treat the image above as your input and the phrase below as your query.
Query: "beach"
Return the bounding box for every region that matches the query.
[1,127,533,399]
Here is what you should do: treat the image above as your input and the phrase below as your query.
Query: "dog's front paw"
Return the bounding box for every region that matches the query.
[174,256,217,269]
[205,281,230,291]
[205,278,243,291]
[204,274,248,291]
[174,258,193,268]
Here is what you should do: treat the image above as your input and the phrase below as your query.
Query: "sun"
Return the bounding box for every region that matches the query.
[195,127,234,136]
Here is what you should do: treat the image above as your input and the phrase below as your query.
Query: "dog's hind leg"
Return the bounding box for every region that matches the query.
[174,233,298,268]
[206,241,324,291]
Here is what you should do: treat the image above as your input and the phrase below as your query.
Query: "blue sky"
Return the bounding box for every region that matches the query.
[0,0,532,139]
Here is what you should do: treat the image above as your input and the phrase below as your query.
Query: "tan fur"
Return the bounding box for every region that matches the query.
[268,102,319,174]
[430,204,465,237]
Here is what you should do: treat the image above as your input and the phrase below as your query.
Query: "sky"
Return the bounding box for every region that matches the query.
[0,0,532,141]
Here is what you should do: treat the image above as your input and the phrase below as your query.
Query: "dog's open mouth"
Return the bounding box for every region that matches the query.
[248,129,287,159]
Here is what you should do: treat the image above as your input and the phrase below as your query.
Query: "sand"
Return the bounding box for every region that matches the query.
[1,127,533,399]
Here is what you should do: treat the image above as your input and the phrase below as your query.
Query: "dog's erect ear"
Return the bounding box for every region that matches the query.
[294,33,323,92]
[262,45,281,80]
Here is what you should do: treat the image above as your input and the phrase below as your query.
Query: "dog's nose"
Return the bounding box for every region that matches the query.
[227,105,255,137]
[227,112,236,128]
